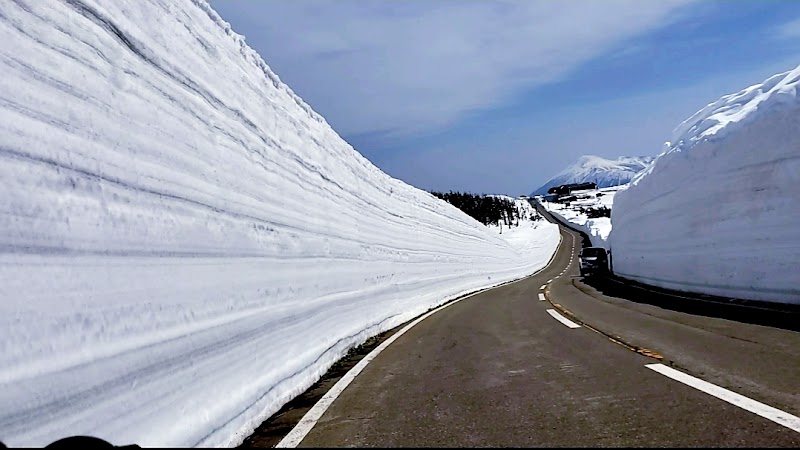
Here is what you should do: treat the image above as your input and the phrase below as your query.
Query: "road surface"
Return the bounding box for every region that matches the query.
[247,216,800,447]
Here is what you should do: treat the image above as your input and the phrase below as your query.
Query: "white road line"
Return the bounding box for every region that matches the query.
[276,291,478,447]
[540,284,547,290]
[547,279,553,283]
[546,309,581,329]
[646,364,800,434]
[276,241,569,449]
[278,223,572,447]
[538,293,546,301]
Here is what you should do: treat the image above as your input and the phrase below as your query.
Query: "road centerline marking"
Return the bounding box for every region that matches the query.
[546,309,581,329]
[646,364,800,434]
[540,284,547,290]
[538,293,546,301]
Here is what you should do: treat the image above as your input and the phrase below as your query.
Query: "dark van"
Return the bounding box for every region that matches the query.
[579,247,609,276]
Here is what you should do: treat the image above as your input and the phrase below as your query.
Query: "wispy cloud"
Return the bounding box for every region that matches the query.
[777,16,800,39]
[212,0,697,138]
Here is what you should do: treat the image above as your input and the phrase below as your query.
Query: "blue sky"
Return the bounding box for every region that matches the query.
[210,0,800,195]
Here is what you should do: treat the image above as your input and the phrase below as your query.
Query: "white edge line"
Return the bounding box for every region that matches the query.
[277,295,470,447]
[538,293,546,301]
[546,308,581,329]
[645,364,800,433]
[276,230,570,447]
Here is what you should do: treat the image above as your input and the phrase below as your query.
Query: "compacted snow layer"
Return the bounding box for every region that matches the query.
[609,65,800,304]
[0,1,560,447]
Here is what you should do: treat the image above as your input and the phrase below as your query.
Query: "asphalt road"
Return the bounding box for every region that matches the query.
[263,215,800,447]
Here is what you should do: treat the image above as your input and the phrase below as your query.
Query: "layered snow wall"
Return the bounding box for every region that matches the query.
[609,65,800,304]
[0,1,559,447]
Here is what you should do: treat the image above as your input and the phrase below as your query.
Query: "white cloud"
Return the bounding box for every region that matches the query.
[211,0,697,138]
[777,16,800,39]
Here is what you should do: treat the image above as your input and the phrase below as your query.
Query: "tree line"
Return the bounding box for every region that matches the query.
[430,191,538,228]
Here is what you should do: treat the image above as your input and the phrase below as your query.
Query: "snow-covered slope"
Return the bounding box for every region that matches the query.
[533,155,654,195]
[0,1,560,447]
[609,65,800,304]
[540,185,625,249]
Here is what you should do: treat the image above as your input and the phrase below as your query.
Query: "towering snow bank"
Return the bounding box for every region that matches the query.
[609,65,800,304]
[532,155,653,195]
[0,1,559,447]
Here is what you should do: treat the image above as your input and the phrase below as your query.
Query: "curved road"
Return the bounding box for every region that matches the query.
[255,219,800,447]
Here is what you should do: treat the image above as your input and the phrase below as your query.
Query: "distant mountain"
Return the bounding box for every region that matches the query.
[532,155,655,195]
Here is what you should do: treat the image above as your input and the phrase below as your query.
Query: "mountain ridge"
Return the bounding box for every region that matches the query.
[533,155,654,195]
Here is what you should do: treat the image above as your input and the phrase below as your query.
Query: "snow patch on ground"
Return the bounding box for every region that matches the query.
[540,186,625,249]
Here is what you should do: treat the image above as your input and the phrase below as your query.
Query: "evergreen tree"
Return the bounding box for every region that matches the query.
[430,191,520,227]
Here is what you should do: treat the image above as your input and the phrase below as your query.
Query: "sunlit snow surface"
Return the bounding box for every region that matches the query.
[0,1,559,446]
[610,65,800,304]
[541,186,622,249]
[532,155,653,196]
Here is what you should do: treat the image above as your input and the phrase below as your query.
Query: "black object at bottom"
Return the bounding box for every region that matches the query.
[0,436,140,449]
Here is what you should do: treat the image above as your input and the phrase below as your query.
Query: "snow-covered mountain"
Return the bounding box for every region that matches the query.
[533,155,654,195]
[609,64,800,304]
[0,0,559,447]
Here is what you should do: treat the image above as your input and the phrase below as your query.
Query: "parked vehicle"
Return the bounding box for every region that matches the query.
[579,247,609,276]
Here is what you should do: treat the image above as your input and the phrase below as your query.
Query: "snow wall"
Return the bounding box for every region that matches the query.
[609,66,800,304]
[0,1,559,446]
